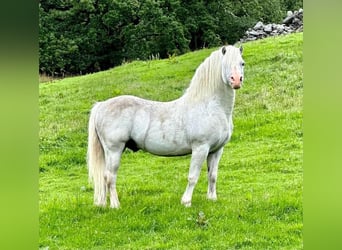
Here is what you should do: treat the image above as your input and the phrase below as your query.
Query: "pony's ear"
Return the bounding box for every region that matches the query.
[239,46,243,54]
[222,46,226,55]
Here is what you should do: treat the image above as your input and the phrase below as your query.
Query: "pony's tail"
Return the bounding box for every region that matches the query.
[87,102,106,206]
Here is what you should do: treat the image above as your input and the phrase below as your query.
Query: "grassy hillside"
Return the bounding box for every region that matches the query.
[39,33,303,249]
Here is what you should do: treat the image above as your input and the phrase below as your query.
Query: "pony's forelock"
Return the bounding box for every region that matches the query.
[221,46,242,68]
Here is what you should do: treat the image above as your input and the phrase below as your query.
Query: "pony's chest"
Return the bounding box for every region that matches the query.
[188,111,233,148]
[210,116,233,150]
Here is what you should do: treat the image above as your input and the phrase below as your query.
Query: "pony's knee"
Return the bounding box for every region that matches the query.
[188,176,199,185]
[208,173,217,183]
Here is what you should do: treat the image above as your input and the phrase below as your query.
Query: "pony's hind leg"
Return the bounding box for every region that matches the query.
[104,145,124,208]
[181,144,210,207]
[94,182,107,207]
[207,147,223,201]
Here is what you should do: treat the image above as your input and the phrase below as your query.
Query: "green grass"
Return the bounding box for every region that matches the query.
[39,33,303,249]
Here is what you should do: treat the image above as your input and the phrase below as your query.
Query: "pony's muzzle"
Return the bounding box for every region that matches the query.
[232,84,241,89]
[230,74,243,89]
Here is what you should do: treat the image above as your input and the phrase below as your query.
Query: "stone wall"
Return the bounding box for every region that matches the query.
[241,9,303,42]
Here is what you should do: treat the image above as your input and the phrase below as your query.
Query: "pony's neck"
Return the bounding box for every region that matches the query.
[181,49,236,116]
[218,85,236,117]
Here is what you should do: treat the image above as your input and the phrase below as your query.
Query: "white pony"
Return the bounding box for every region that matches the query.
[87,45,245,208]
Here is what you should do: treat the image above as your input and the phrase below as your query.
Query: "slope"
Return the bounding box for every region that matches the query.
[39,32,303,249]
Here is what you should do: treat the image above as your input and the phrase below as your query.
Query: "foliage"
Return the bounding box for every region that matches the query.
[39,0,303,76]
[39,33,303,249]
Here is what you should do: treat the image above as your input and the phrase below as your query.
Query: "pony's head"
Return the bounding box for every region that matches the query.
[220,45,245,90]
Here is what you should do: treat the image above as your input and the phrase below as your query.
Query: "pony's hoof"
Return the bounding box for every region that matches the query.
[110,202,120,209]
[181,199,192,207]
[182,202,192,207]
[207,198,217,203]
[94,201,107,207]
[207,193,217,201]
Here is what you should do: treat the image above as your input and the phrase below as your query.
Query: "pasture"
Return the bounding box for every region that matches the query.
[39,33,303,249]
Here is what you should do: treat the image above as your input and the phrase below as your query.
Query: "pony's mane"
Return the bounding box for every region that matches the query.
[183,46,241,103]
[183,49,223,102]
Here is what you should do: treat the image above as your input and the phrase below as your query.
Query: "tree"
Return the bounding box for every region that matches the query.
[121,0,188,60]
[39,0,303,76]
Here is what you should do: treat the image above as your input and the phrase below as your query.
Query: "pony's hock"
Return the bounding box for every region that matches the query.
[87,45,245,208]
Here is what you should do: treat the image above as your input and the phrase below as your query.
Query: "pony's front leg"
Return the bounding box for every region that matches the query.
[181,144,210,207]
[207,147,223,201]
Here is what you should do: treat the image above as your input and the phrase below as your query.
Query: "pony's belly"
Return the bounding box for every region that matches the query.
[147,146,191,156]
[143,136,191,156]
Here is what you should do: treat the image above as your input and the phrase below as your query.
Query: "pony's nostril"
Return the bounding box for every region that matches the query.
[230,76,235,81]
[240,76,243,82]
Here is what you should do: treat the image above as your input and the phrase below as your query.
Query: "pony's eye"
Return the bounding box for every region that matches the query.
[241,62,245,66]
